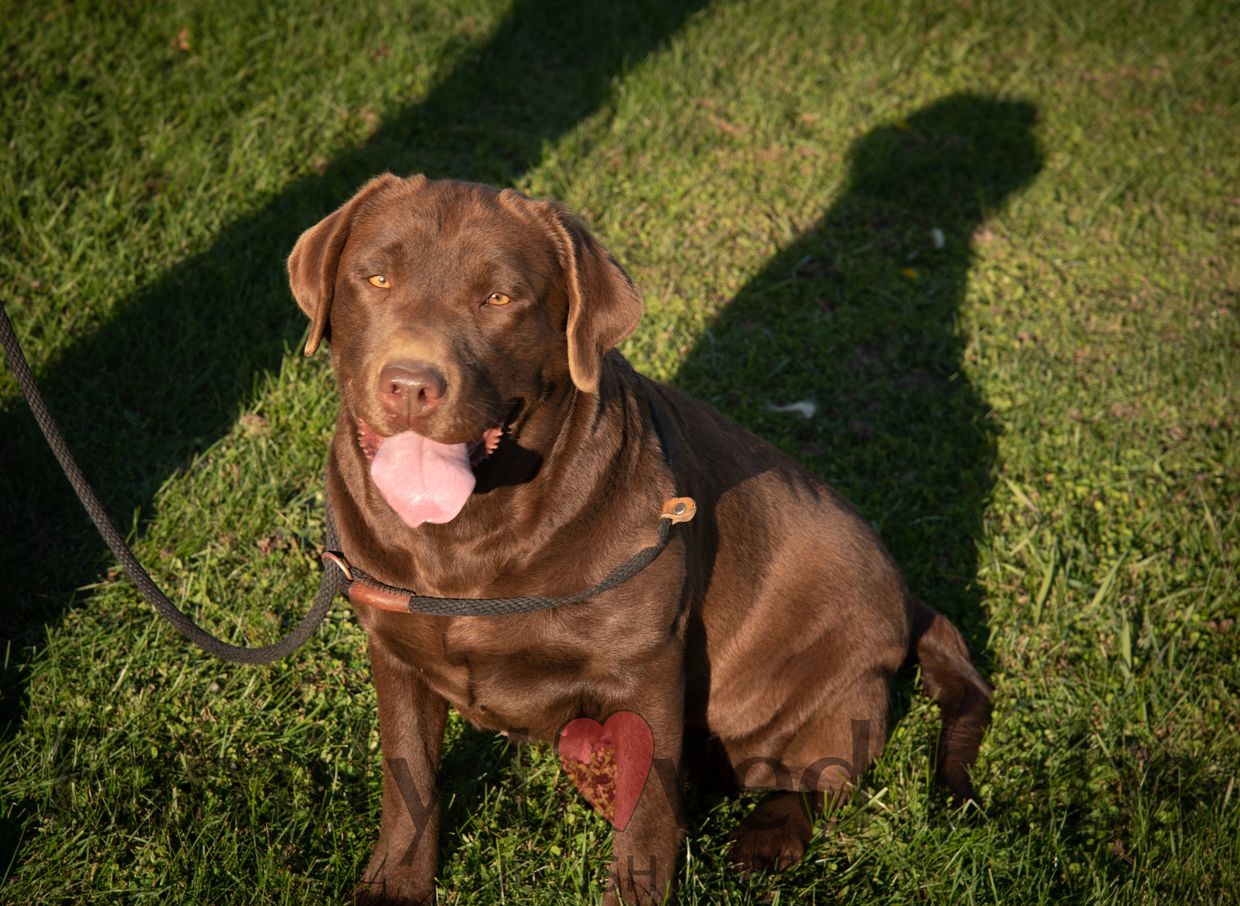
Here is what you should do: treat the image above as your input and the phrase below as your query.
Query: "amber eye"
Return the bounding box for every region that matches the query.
[486,291,511,306]
[367,275,390,288]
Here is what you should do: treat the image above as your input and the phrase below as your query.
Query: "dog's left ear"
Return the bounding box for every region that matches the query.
[287,173,406,356]
[521,199,643,394]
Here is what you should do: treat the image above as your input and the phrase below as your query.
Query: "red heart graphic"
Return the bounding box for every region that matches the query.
[558,711,653,830]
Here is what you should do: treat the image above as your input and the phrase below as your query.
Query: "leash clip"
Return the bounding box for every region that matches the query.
[321,550,354,581]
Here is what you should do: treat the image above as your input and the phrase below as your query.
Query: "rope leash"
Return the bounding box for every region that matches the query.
[1,300,343,664]
[1,299,694,662]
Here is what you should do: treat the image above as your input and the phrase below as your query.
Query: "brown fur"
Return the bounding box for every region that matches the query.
[288,175,992,905]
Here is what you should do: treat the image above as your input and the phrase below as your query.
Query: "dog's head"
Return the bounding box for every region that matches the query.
[288,174,642,460]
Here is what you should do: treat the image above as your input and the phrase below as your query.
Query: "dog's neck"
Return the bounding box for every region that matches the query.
[474,351,639,490]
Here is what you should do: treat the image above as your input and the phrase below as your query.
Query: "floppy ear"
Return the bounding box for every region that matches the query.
[542,205,643,394]
[287,172,406,356]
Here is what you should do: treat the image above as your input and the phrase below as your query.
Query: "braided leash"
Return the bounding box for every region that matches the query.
[0,300,343,664]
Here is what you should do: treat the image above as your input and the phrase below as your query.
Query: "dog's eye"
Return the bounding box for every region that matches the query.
[486,292,511,306]
[367,275,391,289]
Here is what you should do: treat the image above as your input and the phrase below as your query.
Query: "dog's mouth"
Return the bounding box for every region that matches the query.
[354,411,515,528]
[356,419,504,467]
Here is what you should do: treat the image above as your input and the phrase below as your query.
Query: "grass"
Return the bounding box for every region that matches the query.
[1,0,1237,902]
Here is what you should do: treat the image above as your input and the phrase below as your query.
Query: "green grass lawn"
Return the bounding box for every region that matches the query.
[2,0,1237,902]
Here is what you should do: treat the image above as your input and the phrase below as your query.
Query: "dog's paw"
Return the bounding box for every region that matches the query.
[725,792,816,874]
[352,878,434,906]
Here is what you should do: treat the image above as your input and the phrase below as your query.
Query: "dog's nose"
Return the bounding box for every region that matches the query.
[378,361,446,422]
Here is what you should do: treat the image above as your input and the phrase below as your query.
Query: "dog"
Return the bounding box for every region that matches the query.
[287,174,991,905]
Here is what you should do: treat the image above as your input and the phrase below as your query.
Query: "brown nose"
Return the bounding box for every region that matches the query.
[378,361,446,423]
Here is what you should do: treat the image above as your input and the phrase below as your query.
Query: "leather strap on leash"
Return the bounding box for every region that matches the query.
[1,299,695,661]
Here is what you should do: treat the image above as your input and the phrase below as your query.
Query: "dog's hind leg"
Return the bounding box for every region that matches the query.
[724,666,894,873]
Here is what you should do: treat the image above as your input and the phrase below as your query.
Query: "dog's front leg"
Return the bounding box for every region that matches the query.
[604,648,685,906]
[355,639,448,906]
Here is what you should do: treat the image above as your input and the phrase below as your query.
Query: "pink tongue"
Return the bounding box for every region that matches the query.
[369,431,476,528]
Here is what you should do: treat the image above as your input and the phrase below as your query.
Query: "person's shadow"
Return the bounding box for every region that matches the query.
[672,93,1043,661]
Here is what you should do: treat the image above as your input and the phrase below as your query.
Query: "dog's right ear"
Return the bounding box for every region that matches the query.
[287,173,407,356]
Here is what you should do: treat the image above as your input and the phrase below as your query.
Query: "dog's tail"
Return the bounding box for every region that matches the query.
[910,596,992,805]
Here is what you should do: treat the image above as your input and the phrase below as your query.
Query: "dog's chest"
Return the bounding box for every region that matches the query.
[370,609,608,740]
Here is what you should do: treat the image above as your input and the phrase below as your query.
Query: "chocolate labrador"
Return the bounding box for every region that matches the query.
[287,174,991,905]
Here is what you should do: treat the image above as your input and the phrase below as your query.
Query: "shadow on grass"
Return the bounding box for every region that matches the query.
[672,93,1043,655]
